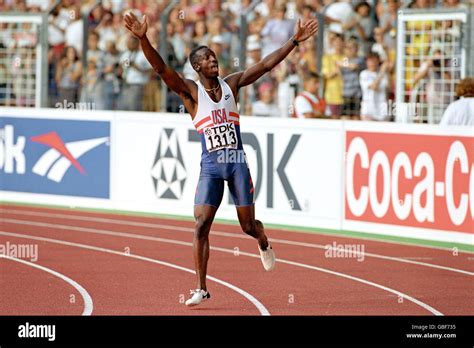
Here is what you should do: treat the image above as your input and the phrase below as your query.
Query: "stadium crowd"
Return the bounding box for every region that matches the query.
[0,0,471,120]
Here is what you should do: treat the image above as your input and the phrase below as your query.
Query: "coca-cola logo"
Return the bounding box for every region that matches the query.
[345,131,474,233]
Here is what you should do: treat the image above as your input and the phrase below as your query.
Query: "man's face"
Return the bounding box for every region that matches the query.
[305,78,319,94]
[194,48,219,78]
[333,37,344,52]
[366,57,379,71]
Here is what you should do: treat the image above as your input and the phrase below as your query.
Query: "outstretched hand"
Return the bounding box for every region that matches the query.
[293,18,318,43]
[124,11,148,39]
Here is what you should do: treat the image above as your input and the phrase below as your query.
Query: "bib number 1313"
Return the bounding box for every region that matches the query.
[204,122,238,152]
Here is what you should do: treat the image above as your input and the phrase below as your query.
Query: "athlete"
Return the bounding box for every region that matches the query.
[124,11,318,306]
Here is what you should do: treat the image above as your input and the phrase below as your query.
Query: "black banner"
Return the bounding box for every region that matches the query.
[0,316,473,346]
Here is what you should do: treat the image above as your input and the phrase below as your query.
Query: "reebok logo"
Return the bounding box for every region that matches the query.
[0,125,26,174]
[31,131,109,183]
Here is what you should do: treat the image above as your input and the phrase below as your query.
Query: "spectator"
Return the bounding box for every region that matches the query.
[352,1,374,54]
[207,15,232,54]
[324,0,356,34]
[299,37,317,74]
[81,58,102,109]
[252,82,280,117]
[64,4,83,55]
[260,3,295,57]
[96,12,117,52]
[378,0,399,50]
[102,41,121,110]
[209,35,231,76]
[439,77,474,126]
[88,4,105,30]
[294,72,326,118]
[192,20,209,47]
[255,0,276,18]
[246,35,262,67]
[412,49,452,119]
[371,27,389,62]
[443,0,467,9]
[86,31,104,71]
[112,12,129,52]
[322,33,345,118]
[360,53,389,121]
[340,39,364,119]
[170,20,190,69]
[118,36,152,111]
[55,46,82,105]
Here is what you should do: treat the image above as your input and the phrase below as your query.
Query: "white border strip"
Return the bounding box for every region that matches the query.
[0,254,93,315]
[343,220,473,246]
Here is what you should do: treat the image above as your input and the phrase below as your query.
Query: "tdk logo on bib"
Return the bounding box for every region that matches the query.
[0,117,110,198]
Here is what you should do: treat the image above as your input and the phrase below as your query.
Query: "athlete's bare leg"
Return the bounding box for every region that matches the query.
[193,204,218,291]
[236,205,269,250]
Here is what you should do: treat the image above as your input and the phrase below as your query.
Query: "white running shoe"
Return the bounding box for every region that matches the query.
[185,289,210,306]
[258,243,276,271]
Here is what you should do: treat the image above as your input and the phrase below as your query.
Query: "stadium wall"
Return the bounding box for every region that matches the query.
[1,108,472,246]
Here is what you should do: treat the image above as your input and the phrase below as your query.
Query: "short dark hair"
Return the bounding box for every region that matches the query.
[366,52,380,61]
[354,1,371,12]
[304,71,320,82]
[189,45,208,68]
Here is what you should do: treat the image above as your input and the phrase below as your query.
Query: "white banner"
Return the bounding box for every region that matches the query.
[113,113,343,229]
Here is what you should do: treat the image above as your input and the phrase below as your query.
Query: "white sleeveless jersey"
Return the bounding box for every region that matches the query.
[192,77,240,134]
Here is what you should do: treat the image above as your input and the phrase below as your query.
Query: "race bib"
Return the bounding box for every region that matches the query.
[204,122,238,152]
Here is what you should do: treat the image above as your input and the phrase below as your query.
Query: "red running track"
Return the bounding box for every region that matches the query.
[0,204,472,316]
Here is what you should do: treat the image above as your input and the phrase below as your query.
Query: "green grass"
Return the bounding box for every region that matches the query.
[1,200,473,253]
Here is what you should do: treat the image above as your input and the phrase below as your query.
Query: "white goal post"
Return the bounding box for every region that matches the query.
[0,14,48,108]
[395,8,469,124]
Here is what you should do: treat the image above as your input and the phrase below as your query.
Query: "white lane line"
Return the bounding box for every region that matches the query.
[0,222,444,316]
[0,231,269,316]
[0,254,93,316]
[1,210,472,276]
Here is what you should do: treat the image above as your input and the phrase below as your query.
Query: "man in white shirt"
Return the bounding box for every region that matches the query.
[440,77,474,126]
[360,53,389,121]
[118,36,152,111]
[294,72,326,118]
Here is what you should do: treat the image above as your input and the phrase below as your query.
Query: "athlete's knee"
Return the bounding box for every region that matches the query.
[255,219,264,231]
[195,217,212,239]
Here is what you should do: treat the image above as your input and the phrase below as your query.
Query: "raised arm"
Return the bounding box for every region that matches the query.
[226,19,318,91]
[124,12,196,101]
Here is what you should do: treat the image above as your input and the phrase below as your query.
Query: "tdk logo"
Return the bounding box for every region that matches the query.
[31,131,109,183]
[0,125,26,174]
